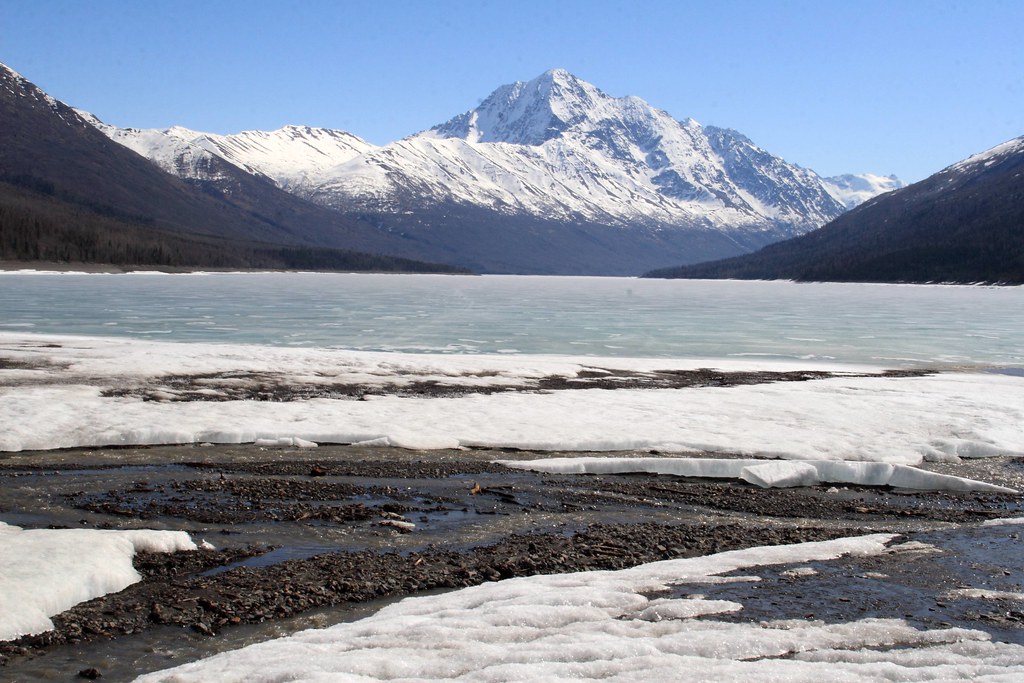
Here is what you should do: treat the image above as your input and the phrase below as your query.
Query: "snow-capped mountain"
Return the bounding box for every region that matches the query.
[82,68,904,274]
[308,69,846,238]
[75,110,244,186]
[822,173,905,209]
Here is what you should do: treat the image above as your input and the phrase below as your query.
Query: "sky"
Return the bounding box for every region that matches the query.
[1,0,1021,183]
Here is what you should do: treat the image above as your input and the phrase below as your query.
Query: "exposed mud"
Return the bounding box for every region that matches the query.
[0,444,1020,681]
[91,367,933,402]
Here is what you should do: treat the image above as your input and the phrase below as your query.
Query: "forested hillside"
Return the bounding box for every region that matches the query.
[0,64,463,273]
[645,137,1024,285]
[0,182,467,272]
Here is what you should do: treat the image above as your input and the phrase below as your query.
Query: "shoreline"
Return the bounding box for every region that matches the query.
[0,261,481,276]
[4,262,1021,288]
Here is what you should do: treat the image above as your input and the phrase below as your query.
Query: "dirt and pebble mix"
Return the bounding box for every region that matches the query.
[1,444,1022,680]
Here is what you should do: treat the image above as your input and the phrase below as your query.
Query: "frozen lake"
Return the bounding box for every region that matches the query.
[1,272,1021,368]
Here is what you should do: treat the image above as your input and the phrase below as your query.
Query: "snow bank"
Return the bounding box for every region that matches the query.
[0,522,196,641]
[134,533,1024,682]
[497,457,1017,493]
[2,333,1023,465]
[981,516,1024,527]
[253,436,318,448]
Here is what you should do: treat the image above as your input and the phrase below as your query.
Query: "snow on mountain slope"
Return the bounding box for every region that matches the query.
[75,111,241,184]
[309,130,735,227]
[81,69,899,239]
[82,114,377,193]
[186,125,377,192]
[947,135,1024,176]
[75,68,908,274]
[823,173,905,209]
[312,69,847,236]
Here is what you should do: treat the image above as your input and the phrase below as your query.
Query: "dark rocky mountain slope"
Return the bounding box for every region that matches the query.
[0,64,462,272]
[645,137,1024,284]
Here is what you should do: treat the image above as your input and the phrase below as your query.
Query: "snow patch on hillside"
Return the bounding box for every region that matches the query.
[823,173,905,208]
[948,136,1024,175]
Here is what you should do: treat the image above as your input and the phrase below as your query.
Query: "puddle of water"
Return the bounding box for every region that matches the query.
[200,545,338,576]
[415,508,477,525]
[987,367,1024,377]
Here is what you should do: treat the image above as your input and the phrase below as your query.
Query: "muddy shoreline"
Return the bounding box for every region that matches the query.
[2,444,1022,681]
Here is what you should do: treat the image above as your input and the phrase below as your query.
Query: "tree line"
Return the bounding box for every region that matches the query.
[0,183,470,273]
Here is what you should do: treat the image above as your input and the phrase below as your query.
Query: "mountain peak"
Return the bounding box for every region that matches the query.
[537,67,574,82]
[821,173,906,209]
[529,68,593,96]
[428,68,607,145]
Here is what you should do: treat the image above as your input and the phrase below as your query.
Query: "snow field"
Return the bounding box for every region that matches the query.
[1,334,1022,471]
[3,332,1023,678]
[0,522,197,641]
[132,533,1024,682]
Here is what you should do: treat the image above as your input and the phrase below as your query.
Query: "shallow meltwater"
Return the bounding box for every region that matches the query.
[685,524,1024,646]
[3,445,1023,681]
[1,594,418,683]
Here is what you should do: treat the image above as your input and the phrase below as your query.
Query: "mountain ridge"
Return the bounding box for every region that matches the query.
[643,135,1024,284]
[0,63,466,273]
[7,62,907,274]
[88,68,904,274]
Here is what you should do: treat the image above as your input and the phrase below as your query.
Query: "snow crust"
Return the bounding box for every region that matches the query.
[981,517,1024,527]
[134,533,1024,682]
[0,522,196,641]
[497,457,1016,493]
[2,333,1023,471]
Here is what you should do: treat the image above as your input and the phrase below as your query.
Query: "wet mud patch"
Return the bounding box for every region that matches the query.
[62,460,513,529]
[68,477,409,526]
[181,458,508,479]
[96,367,933,402]
[66,475,450,528]
[553,474,1021,524]
[0,521,859,665]
[683,525,1024,644]
[2,445,1020,679]
[0,355,70,372]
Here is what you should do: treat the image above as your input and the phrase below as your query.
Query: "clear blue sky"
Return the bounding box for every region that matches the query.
[2,0,1021,182]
